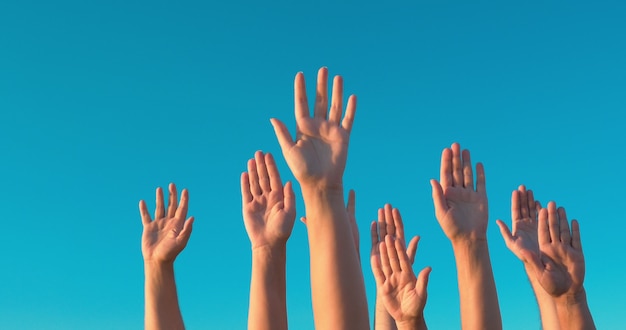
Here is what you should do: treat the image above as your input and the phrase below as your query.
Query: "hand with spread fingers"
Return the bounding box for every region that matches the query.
[430,143,488,242]
[241,151,295,330]
[371,235,431,330]
[525,202,595,329]
[430,143,501,330]
[270,67,356,191]
[370,205,422,330]
[241,151,296,250]
[496,186,559,330]
[140,184,194,265]
[139,183,194,330]
[270,68,368,329]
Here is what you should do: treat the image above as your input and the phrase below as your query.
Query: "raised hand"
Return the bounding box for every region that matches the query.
[139,183,193,330]
[430,143,501,329]
[243,151,295,330]
[270,67,356,190]
[496,185,541,264]
[371,205,421,330]
[139,183,194,265]
[370,204,420,272]
[496,186,560,330]
[430,143,488,242]
[527,202,585,297]
[241,151,296,249]
[371,235,431,330]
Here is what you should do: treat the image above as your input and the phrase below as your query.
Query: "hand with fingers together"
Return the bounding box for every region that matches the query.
[495,186,559,330]
[271,68,368,329]
[430,143,501,330]
[371,235,431,330]
[525,202,595,329]
[370,204,422,330]
[241,151,295,330]
[139,183,194,330]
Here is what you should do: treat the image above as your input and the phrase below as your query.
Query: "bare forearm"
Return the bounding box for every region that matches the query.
[248,245,288,330]
[555,289,595,330]
[144,262,185,330]
[302,186,369,329]
[524,265,560,330]
[451,239,502,330]
[374,295,397,330]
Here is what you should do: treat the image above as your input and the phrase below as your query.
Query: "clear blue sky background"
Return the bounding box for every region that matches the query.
[1,0,624,329]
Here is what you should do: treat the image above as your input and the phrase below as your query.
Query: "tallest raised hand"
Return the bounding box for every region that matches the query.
[270,67,356,190]
[270,68,368,329]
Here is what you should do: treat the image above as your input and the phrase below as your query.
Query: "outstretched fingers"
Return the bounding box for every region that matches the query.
[328,75,343,124]
[571,220,582,251]
[174,189,190,222]
[314,67,329,119]
[255,151,271,193]
[558,207,572,244]
[462,149,474,189]
[538,207,551,245]
[294,72,309,120]
[430,179,448,215]
[240,172,253,203]
[247,157,262,196]
[283,181,295,214]
[475,162,487,194]
[341,95,356,132]
[155,187,165,219]
[416,266,432,298]
[406,236,420,266]
[439,148,453,189]
[393,207,405,241]
[139,200,152,225]
[265,152,283,193]
[547,202,560,243]
[385,235,402,272]
[495,220,514,247]
[451,143,463,187]
[270,118,295,153]
[167,183,178,218]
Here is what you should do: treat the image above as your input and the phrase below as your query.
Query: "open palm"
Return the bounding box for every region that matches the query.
[496,185,541,263]
[139,183,194,264]
[372,235,431,324]
[271,68,356,189]
[431,143,488,242]
[241,151,296,249]
[527,202,585,297]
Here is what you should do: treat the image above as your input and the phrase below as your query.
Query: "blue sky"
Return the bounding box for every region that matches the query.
[1,0,625,329]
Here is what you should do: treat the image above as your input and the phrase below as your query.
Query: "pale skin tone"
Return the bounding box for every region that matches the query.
[139,183,194,330]
[241,151,296,330]
[271,67,369,329]
[496,186,559,329]
[430,143,502,330]
[371,205,428,330]
[525,202,595,330]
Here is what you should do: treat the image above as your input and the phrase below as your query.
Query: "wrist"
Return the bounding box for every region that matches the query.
[252,244,287,261]
[554,287,587,306]
[396,316,426,330]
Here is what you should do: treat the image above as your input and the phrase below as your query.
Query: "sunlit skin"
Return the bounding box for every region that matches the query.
[430,143,502,330]
[140,183,194,330]
[370,205,429,330]
[271,67,369,329]
[496,186,559,330]
[524,202,596,330]
[241,151,296,330]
